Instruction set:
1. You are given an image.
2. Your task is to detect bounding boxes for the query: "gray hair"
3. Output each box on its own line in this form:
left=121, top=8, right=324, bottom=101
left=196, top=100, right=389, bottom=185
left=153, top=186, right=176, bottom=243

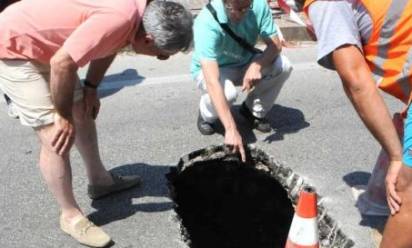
left=142, top=1, right=193, bottom=53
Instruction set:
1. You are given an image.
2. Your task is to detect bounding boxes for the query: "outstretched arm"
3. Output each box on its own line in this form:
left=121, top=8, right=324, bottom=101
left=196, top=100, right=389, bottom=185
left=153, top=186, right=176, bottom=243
left=201, top=60, right=246, bottom=161
left=332, top=44, right=403, bottom=214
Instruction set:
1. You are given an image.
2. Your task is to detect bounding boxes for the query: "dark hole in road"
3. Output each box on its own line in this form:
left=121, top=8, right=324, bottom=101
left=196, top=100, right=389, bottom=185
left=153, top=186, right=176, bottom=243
left=168, top=159, right=294, bottom=248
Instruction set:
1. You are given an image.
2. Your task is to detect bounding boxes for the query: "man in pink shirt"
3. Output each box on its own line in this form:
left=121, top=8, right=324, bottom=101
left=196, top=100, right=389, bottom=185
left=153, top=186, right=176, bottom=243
left=0, top=0, right=193, bottom=247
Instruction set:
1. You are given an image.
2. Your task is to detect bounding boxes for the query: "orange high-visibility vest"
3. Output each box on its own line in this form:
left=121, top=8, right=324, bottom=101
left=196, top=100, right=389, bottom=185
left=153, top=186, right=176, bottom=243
left=304, top=0, right=412, bottom=103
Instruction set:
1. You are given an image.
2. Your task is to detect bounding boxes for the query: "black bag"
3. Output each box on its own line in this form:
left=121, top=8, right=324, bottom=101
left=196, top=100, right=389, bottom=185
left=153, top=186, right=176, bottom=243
left=206, top=3, right=262, bottom=54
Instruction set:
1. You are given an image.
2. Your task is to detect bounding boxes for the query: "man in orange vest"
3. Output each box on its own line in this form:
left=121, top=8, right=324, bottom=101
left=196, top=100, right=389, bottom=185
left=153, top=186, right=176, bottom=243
left=303, top=0, right=412, bottom=247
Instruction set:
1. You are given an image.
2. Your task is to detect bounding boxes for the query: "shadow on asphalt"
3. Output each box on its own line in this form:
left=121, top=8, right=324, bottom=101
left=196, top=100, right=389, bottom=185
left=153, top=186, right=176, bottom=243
left=262, top=104, right=310, bottom=143
left=87, top=163, right=173, bottom=226
left=210, top=107, right=258, bottom=144
left=343, top=171, right=371, bottom=186
left=95, top=69, right=145, bottom=99
left=212, top=104, right=309, bottom=144
left=343, top=171, right=387, bottom=237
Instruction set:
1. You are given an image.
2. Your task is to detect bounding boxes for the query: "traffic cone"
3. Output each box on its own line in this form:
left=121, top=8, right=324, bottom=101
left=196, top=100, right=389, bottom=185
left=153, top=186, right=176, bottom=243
left=285, top=186, right=319, bottom=248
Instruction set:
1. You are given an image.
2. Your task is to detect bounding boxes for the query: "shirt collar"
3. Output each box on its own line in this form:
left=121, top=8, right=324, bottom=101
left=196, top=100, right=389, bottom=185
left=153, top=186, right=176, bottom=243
left=211, top=0, right=229, bottom=24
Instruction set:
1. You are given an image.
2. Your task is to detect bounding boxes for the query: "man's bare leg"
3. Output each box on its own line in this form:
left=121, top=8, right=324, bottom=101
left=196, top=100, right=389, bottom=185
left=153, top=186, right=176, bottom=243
left=36, top=124, right=83, bottom=222
left=380, top=165, right=412, bottom=248
left=72, top=100, right=113, bottom=186
left=36, top=117, right=111, bottom=247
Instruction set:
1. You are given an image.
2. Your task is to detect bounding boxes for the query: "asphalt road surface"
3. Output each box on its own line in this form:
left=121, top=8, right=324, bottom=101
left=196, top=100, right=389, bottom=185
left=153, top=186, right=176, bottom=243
left=0, top=45, right=401, bottom=247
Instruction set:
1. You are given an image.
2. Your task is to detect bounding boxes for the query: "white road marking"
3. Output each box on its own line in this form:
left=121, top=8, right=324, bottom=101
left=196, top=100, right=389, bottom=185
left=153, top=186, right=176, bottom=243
left=98, top=62, right=320, bottom=91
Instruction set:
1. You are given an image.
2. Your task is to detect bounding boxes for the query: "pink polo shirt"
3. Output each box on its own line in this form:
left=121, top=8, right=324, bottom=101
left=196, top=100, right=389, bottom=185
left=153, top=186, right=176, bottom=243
left=0, top=0, right=146, bottom=67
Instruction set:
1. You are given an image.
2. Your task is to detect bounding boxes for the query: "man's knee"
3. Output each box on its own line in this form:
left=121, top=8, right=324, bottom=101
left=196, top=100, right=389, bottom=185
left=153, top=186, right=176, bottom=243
left=72, top=100, right=88, bottom=124
left=35, top=123, right=71, bottom=157
left=269, top=55, right=293, bottom=78
left=223, top=79, right=238, bottom=103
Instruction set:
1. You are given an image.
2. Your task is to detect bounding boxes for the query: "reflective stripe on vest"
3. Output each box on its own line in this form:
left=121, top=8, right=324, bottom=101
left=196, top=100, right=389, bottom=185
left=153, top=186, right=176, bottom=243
left=304, top=0, right=412, bottom=103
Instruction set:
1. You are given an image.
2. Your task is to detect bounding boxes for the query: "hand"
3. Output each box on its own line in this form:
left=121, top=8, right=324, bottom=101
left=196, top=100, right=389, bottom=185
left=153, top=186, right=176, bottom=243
left=386, top=160, right=403, bottom=215
left=51, top=114, right=75, bottom=156
left=83, top=87, right=100, bottom=119
left=224, top=127, right=246, bottom=162
left=242, top=62, right=262, bottom=93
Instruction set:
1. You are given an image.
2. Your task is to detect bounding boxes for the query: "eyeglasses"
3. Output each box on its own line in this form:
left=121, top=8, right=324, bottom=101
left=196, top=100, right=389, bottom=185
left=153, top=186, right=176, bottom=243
left=225, top=1, right=253, bottom=14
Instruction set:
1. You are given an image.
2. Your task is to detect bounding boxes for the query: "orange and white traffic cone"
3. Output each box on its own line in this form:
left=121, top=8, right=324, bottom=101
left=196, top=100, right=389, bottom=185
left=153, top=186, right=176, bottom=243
left=285, top=186, right=319, bottom=248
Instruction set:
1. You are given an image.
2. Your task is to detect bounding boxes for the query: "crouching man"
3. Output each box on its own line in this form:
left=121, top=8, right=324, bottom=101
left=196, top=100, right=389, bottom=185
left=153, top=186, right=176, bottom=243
left=191, top=0, right=293, bottom=161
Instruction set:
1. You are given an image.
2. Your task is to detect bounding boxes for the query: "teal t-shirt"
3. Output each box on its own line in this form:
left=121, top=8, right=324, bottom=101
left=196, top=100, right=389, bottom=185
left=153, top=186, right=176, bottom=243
left=190, top=0, right=278, bottom=78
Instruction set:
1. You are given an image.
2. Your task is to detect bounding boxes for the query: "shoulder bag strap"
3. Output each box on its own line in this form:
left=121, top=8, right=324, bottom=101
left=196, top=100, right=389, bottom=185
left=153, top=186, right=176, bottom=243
left=206, top=3, right=262, bottom=54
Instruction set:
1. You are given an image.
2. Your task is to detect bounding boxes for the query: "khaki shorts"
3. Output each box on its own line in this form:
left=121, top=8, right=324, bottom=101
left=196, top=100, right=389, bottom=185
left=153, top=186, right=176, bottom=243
left=0, top=59, right=83, bottom=127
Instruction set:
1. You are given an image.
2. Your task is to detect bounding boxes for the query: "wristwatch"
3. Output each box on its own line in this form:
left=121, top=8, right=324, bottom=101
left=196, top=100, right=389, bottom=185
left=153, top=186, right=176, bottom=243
left=84, top=80, right=98, bottom=89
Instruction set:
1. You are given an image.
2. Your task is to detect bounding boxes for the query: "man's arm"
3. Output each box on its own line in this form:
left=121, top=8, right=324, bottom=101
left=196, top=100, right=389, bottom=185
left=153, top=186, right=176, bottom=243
left=242, top=35, right=281, bottom=92
left=255, top=35, right=282, bottom=67
left=50, top=48, right=79, bottom=119
left=332, top=44, right=403, bottom=213
left=49, top=48, right=79, bottom=155
left=85, top=54, right=117, bottom=87
left=332, top=45, right=402, bottom=162
left=82, top=55, right=117, bottom=119
left=201, top=60, right=246, bottom=161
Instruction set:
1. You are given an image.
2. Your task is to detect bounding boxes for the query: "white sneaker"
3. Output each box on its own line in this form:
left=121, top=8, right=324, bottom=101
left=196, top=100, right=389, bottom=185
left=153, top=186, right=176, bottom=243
left=4, top=94, right=19, bottom=119
left=7, top=101, right=19, bottom=119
